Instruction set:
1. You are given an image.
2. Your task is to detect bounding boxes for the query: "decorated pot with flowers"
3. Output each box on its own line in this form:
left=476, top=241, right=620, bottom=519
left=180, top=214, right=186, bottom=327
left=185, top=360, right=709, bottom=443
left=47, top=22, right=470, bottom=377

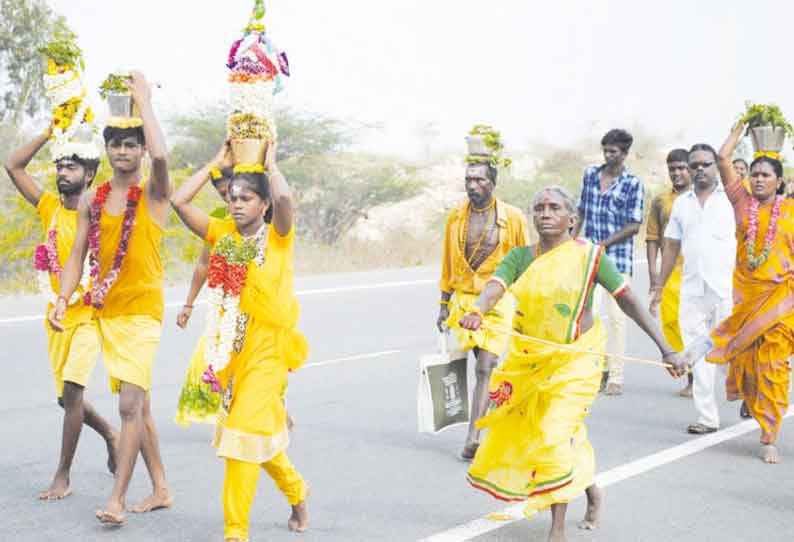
left=39, top=31, right=94, bottom=145
left=739, top=102, right=793, bottom=155
left=99, top=72, right=142, bottom=128
left=465, top=124, right=512, bottom=168
left=226, top=0, right=290, bottom=168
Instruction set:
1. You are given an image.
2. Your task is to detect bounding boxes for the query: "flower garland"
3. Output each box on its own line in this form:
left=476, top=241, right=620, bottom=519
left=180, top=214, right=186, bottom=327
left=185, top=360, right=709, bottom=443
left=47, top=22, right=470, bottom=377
left=746, top=195, right=783, bottom=271
left=33, top=214, right=90, bottom=306
left=202, top=225, right=268, bottom=391
left=83, top=182, right=142, bottom=308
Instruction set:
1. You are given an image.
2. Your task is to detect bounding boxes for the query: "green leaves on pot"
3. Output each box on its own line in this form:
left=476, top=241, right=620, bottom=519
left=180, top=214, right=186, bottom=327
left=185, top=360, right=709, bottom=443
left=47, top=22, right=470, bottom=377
left=38, top=29, right=84, bottom=71
left=739, top=102, right=794, bottom=137
left=99, top=74, right=130, bottom=99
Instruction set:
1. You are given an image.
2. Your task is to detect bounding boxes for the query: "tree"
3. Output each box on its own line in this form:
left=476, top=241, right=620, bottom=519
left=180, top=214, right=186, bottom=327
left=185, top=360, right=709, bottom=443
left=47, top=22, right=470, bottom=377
left=169, top=105, right=352, bottom=168
left=0, top=0, right=69, bottom=127
left=169, top=105, right=422, bottom=244
left=284, top=153, right=424, bottom=244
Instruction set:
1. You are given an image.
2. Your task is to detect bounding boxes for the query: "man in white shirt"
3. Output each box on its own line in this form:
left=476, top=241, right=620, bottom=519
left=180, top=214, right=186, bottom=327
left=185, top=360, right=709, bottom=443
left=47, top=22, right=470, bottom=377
left=652, top=143, right=736, bottom=434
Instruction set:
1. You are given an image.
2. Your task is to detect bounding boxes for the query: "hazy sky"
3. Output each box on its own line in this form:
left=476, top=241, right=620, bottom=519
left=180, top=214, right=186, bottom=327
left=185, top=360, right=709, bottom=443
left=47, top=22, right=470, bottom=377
left=48, top=0, right=794, bottom=157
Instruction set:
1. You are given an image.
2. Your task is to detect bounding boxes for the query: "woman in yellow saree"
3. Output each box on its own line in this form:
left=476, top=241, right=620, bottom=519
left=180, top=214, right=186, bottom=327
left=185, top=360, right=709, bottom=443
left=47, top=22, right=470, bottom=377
left=455, top=187, right=686, bottom=542
left=709, top=123, right=794, bottom=464
left=171, top=142, right=309, bottom=541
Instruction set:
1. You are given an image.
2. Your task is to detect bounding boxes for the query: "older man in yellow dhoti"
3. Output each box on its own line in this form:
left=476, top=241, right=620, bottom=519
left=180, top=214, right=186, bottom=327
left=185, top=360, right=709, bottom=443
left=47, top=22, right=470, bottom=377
left=438, top=156, right=528, bottom=460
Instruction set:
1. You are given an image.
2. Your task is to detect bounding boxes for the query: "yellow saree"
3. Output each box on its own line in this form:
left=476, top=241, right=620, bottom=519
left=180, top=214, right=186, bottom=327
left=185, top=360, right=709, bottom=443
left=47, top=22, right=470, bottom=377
left=707, top=185, right=794, bottom=444
left=467, top=239, right=606, bottom=518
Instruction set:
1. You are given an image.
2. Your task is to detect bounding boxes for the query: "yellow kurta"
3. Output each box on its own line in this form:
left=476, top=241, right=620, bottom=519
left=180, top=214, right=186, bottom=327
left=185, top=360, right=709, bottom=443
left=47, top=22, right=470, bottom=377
left=646, top=189, right=685, bottom=351
left=36, top=192, right=99, bottom=395
left=96, top=182, right=164, bottom=322
left=466, top=240, right=607, bottom=518
left=708, top=180, right=794, bottom=444
left=204, top=218, right=309, bottom=464
left=441, top=199, right=528, bottom=355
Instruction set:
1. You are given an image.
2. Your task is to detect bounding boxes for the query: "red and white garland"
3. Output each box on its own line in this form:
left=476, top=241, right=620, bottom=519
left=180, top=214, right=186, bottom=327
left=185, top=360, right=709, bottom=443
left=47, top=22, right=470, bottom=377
left=83, top=182, right=141, bottom=308
left=33, top=212, right=90, bottom=305
left=202, top=225, right=268, bottom=392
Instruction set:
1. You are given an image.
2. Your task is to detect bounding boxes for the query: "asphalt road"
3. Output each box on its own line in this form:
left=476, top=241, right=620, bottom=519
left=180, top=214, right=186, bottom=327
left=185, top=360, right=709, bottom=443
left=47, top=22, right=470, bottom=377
left=0, top=264, right=792, bottom=542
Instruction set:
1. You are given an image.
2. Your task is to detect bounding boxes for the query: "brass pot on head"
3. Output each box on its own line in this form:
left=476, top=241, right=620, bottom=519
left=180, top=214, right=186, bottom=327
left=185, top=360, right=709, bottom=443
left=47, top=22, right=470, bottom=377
left=749, top=125, right=786, bottom=154
left=231, top=138, right=268, bottom=165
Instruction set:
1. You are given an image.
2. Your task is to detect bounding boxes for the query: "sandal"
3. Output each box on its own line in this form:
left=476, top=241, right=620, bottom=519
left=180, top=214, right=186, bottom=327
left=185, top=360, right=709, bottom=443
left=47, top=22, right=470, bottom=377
left=739, top=402, right=751, bottom=419
left=461, top=443, right=479, bottom=462
left=687, top=423, right=718, bottom=435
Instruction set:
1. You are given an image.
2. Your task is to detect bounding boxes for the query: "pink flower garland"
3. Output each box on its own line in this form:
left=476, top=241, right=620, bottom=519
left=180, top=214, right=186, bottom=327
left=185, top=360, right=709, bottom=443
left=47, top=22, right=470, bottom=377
left=746, top=195, right=783, bottom=271
left=34, top=229, right=62, bottom=275
left=83, top=182, right=142, bottom=308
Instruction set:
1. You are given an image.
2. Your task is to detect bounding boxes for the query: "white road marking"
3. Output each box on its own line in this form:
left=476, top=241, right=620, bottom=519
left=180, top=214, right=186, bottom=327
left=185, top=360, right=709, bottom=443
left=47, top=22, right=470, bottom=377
left=0, top=278, right=436, bottom=326
left=305, top=349, right=401, bottom=368
left=418, top=408, right=793, bottom=542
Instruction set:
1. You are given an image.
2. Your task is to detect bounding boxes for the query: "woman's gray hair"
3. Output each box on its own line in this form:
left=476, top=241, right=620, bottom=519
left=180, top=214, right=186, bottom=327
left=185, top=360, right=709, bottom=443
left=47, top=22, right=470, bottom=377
left=531, top=185, right=577, bottom=213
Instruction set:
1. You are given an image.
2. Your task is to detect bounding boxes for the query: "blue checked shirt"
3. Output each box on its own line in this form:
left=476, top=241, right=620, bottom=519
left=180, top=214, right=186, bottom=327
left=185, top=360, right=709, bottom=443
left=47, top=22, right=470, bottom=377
left=577, top=165, right=644, bottom=275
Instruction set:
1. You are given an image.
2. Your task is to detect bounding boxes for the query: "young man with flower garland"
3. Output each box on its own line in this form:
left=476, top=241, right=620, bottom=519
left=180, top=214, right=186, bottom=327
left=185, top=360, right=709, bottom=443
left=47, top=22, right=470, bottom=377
left=705, top=123, right=794, bottom=464
left=438, top=160, right=529, bottom=461
left=652, top=144, right=736, bottom=436
left=171, top=142, right=310, bottom=539
left=4, top=129, right=119, bottom=501
left=49, top=71, right=173, bottom=524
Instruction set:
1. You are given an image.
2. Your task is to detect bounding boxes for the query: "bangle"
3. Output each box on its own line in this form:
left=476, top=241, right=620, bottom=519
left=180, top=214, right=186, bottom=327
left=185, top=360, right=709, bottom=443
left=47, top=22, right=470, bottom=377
left=183, top=304, right=193, bottom=309
left=439, top=300, right=449, bottom=306
left=57, top=295, right=68, bottom=305
left=469, top=308, right=484, bottom=319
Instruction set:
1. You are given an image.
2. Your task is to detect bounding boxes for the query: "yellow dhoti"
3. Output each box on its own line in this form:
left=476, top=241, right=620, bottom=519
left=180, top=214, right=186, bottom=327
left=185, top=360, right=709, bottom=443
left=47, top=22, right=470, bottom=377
left=96, top=315, right=162, bottom=393
left=45, top=319, right=101, bottom=396
left=660, top=262, right=684, bottom=352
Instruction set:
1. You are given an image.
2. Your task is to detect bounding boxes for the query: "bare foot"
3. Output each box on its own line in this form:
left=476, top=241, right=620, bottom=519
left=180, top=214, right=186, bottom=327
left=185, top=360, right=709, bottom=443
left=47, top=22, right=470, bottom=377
left=128, top=489, right=173, bottom=513
left=288, top=498, right=309, bottom=532
left=38, top=472, right=72, bottom=500
left=106, top=432, right=119, bottom=476
left=96, top=500, right=126, bottom=526
left=760, top=444, right=781, bottom=464
left=461, top=442, right=479, bottom=462
left=578, top=485, right=603, bottom=530
left=605, top=383, right=623, bottom=396
left=548, top=528, right=567, bottom=542
left=678, top=384, right=693, bottom=398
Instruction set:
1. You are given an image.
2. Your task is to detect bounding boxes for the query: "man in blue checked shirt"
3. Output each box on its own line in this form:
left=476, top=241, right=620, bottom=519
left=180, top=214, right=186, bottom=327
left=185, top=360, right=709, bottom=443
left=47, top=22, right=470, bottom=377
left=574, top=129, right=644, bottom=396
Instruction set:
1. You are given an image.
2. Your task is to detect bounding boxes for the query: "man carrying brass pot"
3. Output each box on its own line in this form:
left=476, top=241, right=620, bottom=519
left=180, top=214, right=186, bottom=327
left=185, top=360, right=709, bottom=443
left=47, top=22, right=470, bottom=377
left=437, top=159, right=528, bottom=461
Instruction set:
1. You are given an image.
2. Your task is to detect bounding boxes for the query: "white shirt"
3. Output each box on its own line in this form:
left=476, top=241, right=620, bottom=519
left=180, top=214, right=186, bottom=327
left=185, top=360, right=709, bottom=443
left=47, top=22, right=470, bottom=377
left=664, top=183, right=736, bottom=299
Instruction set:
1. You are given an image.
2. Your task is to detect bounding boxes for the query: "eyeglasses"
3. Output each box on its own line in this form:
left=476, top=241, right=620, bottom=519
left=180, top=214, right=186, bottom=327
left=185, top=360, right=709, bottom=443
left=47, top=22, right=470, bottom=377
left=688, top=161, right=715, bottom=170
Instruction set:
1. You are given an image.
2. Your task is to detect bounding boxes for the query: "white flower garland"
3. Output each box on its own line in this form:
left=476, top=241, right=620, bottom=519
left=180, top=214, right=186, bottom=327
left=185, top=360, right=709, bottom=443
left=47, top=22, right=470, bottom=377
left=45, top=74, right=85, bottom=107
left=51, top=97, right=90, bottom=143
left=230, top=80, right=275, bottom=119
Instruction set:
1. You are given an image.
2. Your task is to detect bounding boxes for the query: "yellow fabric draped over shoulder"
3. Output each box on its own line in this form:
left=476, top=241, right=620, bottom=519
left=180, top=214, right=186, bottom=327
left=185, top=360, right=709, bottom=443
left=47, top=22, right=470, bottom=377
left=36, top=192, right=93, bottom=328
left=467, top=239, right=605, bottom=518
left=707, top=188, right=794, bottom=443
left=205, top=219, right=309, bottom=464
left=96, top=182, right=165, bottom=321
